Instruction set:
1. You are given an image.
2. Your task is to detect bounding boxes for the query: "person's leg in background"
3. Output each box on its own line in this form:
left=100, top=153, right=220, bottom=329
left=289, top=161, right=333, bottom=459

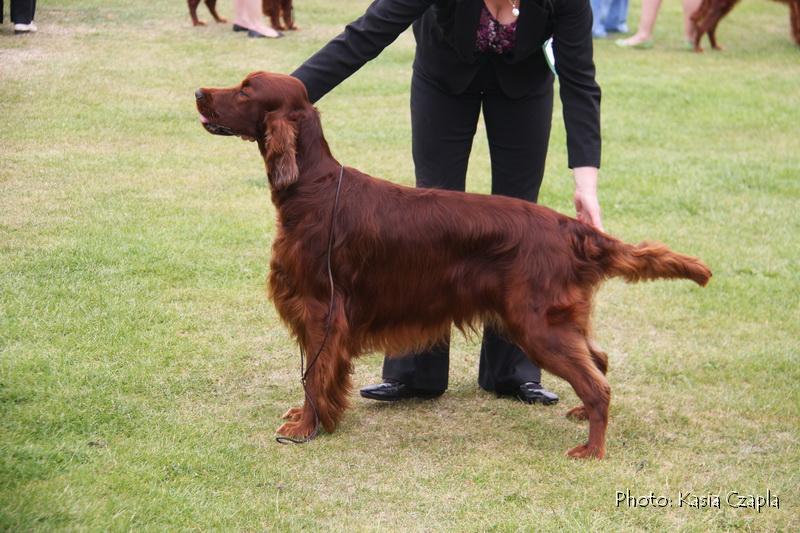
left=360, top=70, right=482, bottom=401
left=11, top=0, right=37, bottom=33
left=617, top=0, right=701, bottom=47
left=477, top=72, right=559, bottom=405
left=682, top=0, right=702, bottom=43
left=590, top=0, right=608, bottom=38
left=232, top=0, right=281, bottom=38
left=616, top=0, right=662, bottom=47
left=605, top=0, right=630, bottom=34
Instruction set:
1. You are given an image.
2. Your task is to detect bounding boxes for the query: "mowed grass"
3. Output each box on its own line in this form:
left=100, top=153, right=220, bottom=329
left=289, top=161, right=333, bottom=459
left=1, top=0, right=798, bottom=530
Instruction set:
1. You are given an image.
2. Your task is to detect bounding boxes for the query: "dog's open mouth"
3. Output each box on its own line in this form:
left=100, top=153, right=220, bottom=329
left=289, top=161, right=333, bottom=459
left=199, top=114, right=235, bottom=136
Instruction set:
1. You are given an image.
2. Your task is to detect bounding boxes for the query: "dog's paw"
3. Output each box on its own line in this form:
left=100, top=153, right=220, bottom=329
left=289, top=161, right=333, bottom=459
left=193, top=20, right=207, bottom=26
left=281, top=406, right=303, bottom=422
left=566, top=443, right=605, bottom=459
left=215, top=17, right=228, bottom=23
left=566, top=405, right=588, bottom=420
left=276, top=420, right=315, bottom=439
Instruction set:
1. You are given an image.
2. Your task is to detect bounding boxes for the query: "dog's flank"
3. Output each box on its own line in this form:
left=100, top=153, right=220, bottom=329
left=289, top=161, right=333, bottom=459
left=195, top=72, right=711, bottom=459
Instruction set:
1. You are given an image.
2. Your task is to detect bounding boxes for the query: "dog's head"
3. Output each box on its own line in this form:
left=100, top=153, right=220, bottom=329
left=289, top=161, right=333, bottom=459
left=195, top=72, right=311, bottom=190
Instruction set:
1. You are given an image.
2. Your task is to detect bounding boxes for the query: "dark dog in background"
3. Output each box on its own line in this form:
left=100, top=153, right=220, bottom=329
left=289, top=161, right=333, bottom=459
left=691, top=0, right=800, bottom=51
left=188, top=0, right=227, bottom=27
left=263, top=0, right=297, bottom=31
left=195, top=72, right=711, bottom=459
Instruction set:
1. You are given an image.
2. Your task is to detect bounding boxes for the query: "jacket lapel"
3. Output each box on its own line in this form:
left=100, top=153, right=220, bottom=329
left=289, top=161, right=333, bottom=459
left=453, top=0, right=483, bottom=60
left=514, top=0, right=552, bottom=57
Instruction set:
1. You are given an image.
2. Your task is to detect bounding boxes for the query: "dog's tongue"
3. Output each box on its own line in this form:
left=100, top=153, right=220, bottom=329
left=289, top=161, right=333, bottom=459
left=199, top=114, right=209, bottom=124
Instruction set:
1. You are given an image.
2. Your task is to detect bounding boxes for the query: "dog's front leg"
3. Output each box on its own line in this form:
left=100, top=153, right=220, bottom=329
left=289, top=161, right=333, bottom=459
left=276, top=299, right=352, bottom=439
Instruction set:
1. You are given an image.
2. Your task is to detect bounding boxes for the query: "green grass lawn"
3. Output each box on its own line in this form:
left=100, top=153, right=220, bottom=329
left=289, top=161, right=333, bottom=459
left=1, top=0, right=798, bottom=530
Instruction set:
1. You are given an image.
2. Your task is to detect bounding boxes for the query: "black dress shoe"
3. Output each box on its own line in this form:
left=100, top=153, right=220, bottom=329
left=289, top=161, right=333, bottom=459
left=232, top=23, right=248, bottom=32
left=360, top=381, right=444, bottom=402
left=515, top=382, right=559, bottom=405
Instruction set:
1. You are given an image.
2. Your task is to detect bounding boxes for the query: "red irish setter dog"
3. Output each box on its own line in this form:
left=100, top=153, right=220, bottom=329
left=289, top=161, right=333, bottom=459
left=188, top=0, right=226, bottom=27
left=262, top=0, right=297, bottom=31
left=691, top=0, right=800, bottom=51
left=195, top=72, right=711, bottom=459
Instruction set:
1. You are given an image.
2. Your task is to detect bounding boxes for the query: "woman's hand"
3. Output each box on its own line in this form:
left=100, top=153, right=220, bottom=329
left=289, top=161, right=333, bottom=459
left=573, top=166, right=604, bottom=231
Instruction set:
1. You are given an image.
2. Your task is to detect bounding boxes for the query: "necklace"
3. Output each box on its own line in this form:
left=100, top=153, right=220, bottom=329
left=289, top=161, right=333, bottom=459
left=507, top=0, right=520, bottom=17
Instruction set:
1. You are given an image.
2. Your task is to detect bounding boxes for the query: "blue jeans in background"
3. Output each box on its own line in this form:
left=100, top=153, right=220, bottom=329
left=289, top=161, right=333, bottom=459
left=591, top=0, right=629, bottom=38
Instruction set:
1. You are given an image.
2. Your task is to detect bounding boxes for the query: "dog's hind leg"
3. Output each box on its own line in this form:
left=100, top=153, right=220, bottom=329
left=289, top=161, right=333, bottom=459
left=277, top=297, right=353, bottom=439
left=204, top=0, right=227, bottom=23
left=566, top=339, right=608, bottom=421
left=691, top=1, right=711, bottom=51
left=507, top=314, right=610, bottom=459
left=706, top=1, right=739, bottom=50
left=790, top=0, right=800, bottom=45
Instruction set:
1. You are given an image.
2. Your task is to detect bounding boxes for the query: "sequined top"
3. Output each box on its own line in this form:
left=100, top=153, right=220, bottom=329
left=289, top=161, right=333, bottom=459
left=475, top=4, right=518, bottom=54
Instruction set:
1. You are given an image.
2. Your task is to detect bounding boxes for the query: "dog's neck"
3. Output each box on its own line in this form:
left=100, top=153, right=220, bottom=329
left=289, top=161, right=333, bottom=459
left=293, top=107, right=339, bottom=178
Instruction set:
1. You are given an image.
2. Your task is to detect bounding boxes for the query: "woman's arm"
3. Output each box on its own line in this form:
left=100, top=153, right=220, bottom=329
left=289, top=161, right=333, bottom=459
left=291, top=0, right=434, bottom=103
left=551, top=0, right=601, bottom=169
left=552, top=0, right=603, bottom=228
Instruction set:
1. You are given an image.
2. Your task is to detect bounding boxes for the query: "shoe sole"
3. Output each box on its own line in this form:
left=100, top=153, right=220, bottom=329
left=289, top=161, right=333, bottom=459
left=359, top=390, right=444, bottom=401
left=513, top=393, right=560, bottom=405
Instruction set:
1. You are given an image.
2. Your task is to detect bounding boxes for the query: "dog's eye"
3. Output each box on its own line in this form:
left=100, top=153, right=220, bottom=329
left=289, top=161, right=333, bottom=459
left=239, top=89, right=248, bottom=98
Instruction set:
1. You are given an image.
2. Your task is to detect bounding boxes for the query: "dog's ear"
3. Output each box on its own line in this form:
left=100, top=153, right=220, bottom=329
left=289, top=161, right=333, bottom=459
left=264, top=111, right=299, bottom=190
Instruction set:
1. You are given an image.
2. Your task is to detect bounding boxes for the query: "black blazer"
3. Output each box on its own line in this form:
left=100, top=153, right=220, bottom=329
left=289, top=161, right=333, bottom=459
left=291, top=0, right=600, bottom=168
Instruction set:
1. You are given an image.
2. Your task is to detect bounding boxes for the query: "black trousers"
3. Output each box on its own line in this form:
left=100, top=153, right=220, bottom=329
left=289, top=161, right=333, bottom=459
left=8, top=0, right=36, bottom=24
left=382, top=60, right=554, bottom=393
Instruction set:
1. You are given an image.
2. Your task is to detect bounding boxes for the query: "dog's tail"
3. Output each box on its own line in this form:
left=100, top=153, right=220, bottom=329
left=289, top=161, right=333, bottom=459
left=606, top=240, right=712, bottom=286
left=568, top=220, right=712, bottom=287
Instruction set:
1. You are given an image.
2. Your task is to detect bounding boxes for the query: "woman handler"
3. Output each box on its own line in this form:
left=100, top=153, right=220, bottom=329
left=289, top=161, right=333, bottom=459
left=291, top=0, right=603, bottom=405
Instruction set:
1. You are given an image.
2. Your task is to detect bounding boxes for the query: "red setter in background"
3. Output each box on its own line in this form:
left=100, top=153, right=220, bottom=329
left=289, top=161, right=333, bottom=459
left=188, top=0, right=226, bottom=26
left=263, top=0, right=297, bottom=31
left=195, top=72, right=711, bottom=459
left=691, top=0, right=800, bottom=51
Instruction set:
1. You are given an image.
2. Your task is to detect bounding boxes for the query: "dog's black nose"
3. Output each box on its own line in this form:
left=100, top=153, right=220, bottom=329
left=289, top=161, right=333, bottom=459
left=195, top=89, right=205, bottom=100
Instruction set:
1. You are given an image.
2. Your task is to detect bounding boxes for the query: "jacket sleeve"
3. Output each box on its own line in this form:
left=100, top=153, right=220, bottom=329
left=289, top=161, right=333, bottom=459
left=291, top=0, right=434, bottom=103
left=552, top=0, right=601, bottom=169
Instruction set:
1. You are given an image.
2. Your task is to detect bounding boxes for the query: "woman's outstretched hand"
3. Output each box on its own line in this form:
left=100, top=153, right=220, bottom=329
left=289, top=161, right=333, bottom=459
left=573, top=166, right=604, bottom=231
